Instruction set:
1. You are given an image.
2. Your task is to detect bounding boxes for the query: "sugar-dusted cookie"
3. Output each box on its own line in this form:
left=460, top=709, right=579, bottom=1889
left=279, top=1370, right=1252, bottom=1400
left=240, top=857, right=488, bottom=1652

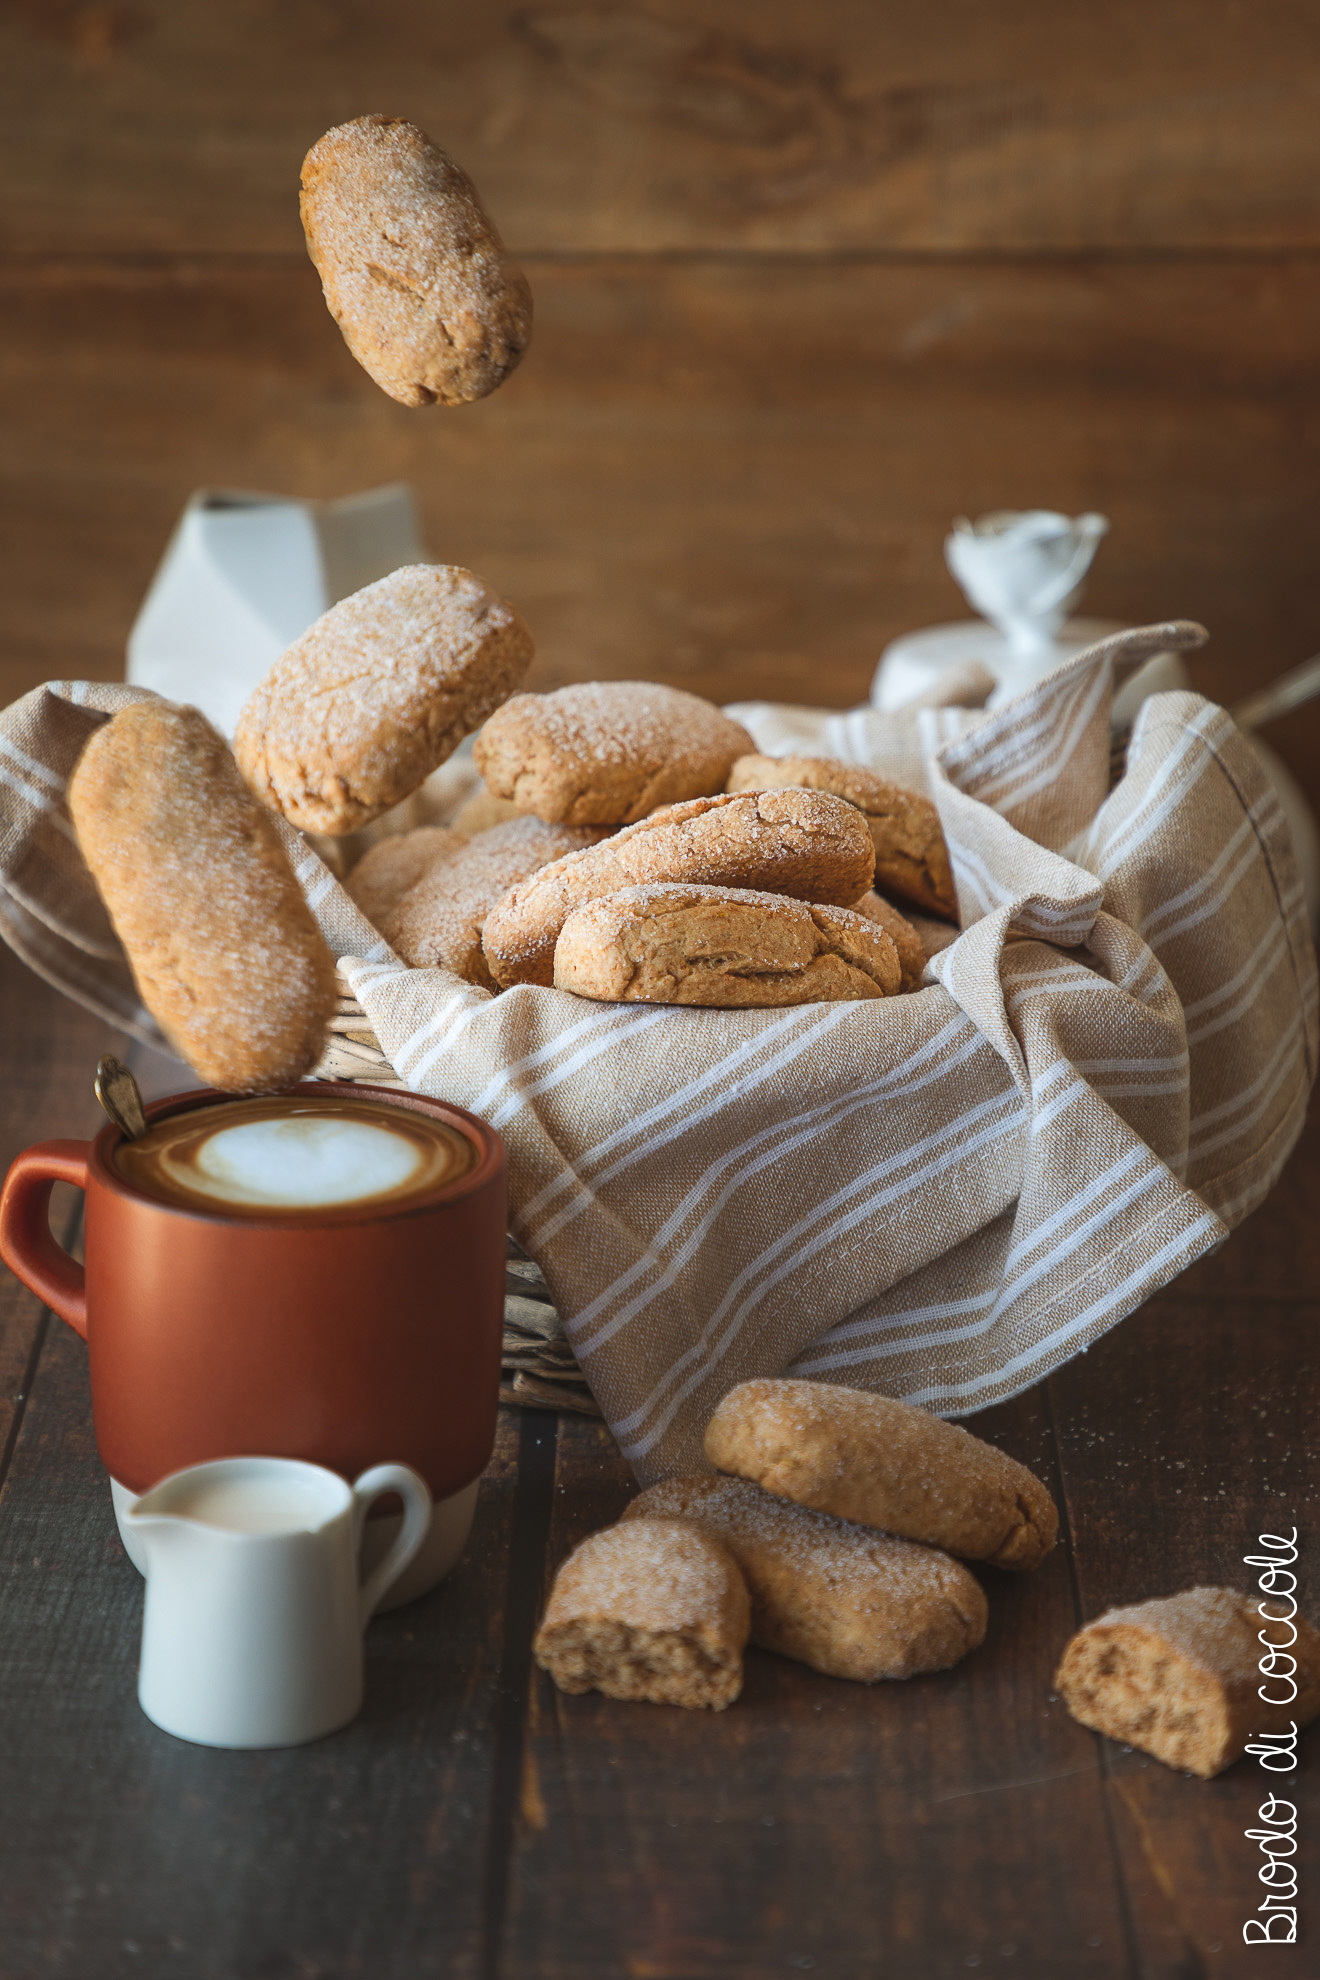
left=382, top=815, right=606, bottom=986
left=301, top=115, right=532, bottom=408
left=475, top=682, right=754, bottom=826
left=483, top=789, right=876, bottom=989
left=626, top=1475, right=987, bottom=1683
left=705, top=1379, right=1058, bottom=1572
left=849, top=891, right=925, bottom=991
left=554, top=884, right=900, bottom=1007
left=533, top=1518, right=750, bottom=1710
left=344, top=825, right=468, bottom=928
left=727, top=754, right=955, bottom=919
left=68, top=702, right=337, bottom=1094
left=1056, top=1587, right=1320, bottom=1777
left=235, top=565, right=534, bottom=837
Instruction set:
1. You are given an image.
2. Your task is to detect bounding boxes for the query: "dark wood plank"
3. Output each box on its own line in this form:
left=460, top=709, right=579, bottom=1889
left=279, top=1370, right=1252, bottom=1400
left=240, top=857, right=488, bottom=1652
left=2, top=254, right=1319, bottom=795
left=2, top=2, right=1320, bottom=253
left=0, top=944, right=122, bottom=1483
left=497, top=1398, right=1146, bottom=1980
left=0, top=1307, right=527, bottom=1980
left=1048, top=1277, right=1320, bottom=1980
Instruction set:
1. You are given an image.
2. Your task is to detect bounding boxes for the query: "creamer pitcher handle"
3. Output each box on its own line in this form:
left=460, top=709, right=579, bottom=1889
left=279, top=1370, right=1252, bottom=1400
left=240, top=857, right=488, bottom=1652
left=351, top=1464, right=433, bottom=1624
left=0, top=1141, right=90, bottom=1338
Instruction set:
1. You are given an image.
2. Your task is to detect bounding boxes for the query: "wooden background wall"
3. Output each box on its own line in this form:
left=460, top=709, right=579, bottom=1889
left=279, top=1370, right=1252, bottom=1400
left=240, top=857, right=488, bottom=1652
left=2, top=0, right=1319, bottom=788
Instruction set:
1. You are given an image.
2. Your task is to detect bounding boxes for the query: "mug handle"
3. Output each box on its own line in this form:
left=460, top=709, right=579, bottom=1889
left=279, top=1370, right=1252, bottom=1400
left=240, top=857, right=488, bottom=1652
left=351, top=1463, right=433, bottom=1625
left=0, top=1141, right=91, bottom=1339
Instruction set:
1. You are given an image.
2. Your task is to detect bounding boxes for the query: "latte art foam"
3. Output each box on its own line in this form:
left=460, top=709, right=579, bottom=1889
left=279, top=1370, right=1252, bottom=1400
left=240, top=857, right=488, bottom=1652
left=116, top=1094, right=476, bottom=1215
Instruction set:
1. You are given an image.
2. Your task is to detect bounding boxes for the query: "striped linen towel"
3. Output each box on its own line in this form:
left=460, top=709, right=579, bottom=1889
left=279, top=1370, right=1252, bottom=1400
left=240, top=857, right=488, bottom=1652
left=0, top=622, right=1313, bottom=1480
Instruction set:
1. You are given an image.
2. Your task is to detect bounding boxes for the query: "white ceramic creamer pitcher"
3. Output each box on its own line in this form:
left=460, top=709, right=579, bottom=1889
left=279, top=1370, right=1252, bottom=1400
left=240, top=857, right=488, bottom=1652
left=126, top=1456, right=432, bottom=1749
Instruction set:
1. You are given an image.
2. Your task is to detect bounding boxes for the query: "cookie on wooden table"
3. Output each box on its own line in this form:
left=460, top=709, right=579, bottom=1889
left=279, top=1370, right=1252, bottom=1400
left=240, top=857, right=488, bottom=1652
left=382, top=815, right=606, bottom=986
left=68, top=702, right=337, bottom=1093
left=705, top=1378, right=1058, bottom=1572
left=236, top=565, right=534, bottom=837
left=626, top=1475, right=987, bottom=1683
left=483, top=789, right=876, bottom=989
left=301, top=115, right=532, bottom=408
left=1055, top=1587, right=1320, bottom=1777
left=533, top=1518, right=750, bottom=1711
left=554, top=884, right=901, bottom=1007
left=344, top=825, right=467, bottom=927
left=727, top=753, right=956, bottom=919
left=475, top=682, right=754, bottom=826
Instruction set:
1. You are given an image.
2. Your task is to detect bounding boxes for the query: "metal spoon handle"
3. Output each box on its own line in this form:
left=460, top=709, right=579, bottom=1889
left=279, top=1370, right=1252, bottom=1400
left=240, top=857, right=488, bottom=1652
left=95, top=1056, right=147, bottom=1141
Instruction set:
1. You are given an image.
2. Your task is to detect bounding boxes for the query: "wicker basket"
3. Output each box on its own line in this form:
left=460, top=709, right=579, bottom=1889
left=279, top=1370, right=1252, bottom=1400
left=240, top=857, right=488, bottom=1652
left=315, top=972, right=598, bottom=1417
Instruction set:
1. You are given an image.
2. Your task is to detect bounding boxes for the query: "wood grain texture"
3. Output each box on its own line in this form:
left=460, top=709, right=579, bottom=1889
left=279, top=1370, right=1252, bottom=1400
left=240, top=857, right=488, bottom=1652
left=0, top=943, right=119, bottom=1488
left=0, top=1327, right=526, bottom=1980
left=2, top=253, right=1318, bottom=793
left=499, top=1401, right=1142, bottom=1980
left=1046, top=1277, right=1320, bottom=1980
left=2, top=1, right=1320, bottom=254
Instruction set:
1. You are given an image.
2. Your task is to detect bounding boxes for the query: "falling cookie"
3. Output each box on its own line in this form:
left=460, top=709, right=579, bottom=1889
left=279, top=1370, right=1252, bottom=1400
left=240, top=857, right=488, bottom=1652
left=301, top=114, right=532, bottom=408
left=235, top=565, right=534, bottom=837
left=68, top=702, right=337, bottom=1093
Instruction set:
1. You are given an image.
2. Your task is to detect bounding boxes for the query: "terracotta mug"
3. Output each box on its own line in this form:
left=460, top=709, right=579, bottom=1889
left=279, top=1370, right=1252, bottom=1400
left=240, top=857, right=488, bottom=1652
left=0, top=1081, right=507, bottom=1605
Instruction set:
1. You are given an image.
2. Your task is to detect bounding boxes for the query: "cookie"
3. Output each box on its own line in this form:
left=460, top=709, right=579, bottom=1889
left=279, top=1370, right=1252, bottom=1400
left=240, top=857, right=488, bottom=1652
left=727, top=754, right=955, bottom=918
left=68, top=702, right=337, bottom=1094
left=1055, top=1587, right=1320, bottom=1777
left=300, top=115, right=532, bottom=408
left=482, top=789, right=876, bottom=989
left=235, top=565, right=534, bottom=837
left=849, top=891, right=925, bottom=991
left=533, top=1518, right=750, bottom=1711
left=474, top=682, right=754, bottom=826
left=382, top=815, right=606, bottom=986
left=344, top=825, right=468, bottom=928
left=705, top=1379, right=1058, bottom=1572
left=626, top=1476, right=987, bottom=1683
left=554, top=885, right=901, bottom=1007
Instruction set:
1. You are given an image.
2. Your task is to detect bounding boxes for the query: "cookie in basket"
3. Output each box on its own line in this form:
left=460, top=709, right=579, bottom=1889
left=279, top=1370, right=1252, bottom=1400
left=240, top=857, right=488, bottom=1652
left=474, top=682, right=754, bottom=826
left=626, top=1475, right=987, bottom=1682
left=534, top=1518, right=750, bottom=1710
left=482, top=788, right=876, bottom=988
left=236, top=565, right=534, bottom=836
left=554, top=884, right=901, bottom=1007
left=382, top=815, right=607, bottom=987
left=68, top=701, right=337, bottom=1093
left=727, top=754, right=955, bottom=919
left=344, top=825, right=468, bottom=926
left=705, top=1379, right=1058, bottom=1571
left=1055, top=1587, right=1320, bottom=1776
left=848, top=891, right=926, bottom=991
left=301, top=114, right=532, bottom=408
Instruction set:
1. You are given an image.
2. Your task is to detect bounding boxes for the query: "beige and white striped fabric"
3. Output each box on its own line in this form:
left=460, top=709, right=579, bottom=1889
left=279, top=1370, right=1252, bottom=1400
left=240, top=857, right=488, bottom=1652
left=0, top=621, right=1313, bottom=1481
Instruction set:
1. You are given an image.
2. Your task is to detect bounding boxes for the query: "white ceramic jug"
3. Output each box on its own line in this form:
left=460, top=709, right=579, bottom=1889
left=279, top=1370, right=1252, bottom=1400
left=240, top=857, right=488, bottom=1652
left=126, top=1456, right=432, bottom=1749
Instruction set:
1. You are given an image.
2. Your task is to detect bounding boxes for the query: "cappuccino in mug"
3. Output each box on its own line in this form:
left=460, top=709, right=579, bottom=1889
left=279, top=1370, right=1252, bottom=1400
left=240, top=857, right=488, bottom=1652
left=116, top=1093, right=476, bottom=1215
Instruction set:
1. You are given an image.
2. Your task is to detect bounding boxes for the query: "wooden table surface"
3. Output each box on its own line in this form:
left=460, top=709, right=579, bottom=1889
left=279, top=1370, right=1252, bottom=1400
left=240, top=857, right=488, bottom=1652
left=0, top=943, right=1315, bottom=1980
